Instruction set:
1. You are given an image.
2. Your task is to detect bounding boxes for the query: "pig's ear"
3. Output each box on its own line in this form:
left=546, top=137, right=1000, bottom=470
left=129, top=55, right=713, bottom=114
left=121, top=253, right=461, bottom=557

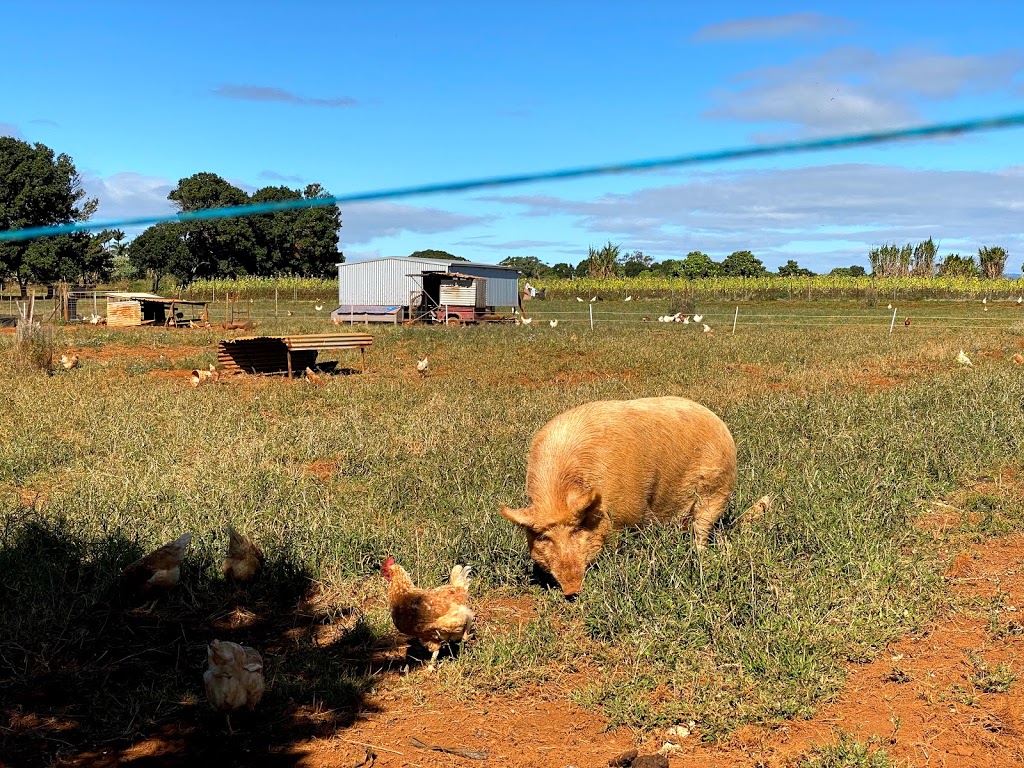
left=567, top=487, right=603, bottom=524
left=500, top=505, right=533, bottom=528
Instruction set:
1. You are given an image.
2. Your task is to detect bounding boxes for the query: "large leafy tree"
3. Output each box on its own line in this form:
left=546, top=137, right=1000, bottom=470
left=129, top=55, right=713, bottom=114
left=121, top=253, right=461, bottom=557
left=618, top=250, right=653, bottom=278
left=0, top=137, right=97, bottom=295
left=777, top=259, right=815, bottom=277
left=721, top=250, right=767, bottom=277
left=678, top=251, right=722, bottom=279
left=292, top=184, right=342, bottom=276
left=129, top=222, right=191, bottom=291
left=499, top=256, right=552, bottom=278
left=169, top=173, right=257, bottom=281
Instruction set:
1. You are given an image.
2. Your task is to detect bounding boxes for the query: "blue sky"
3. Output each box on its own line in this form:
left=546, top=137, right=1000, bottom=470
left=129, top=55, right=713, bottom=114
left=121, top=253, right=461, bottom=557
left=2, top=1, right=1023, bottom=272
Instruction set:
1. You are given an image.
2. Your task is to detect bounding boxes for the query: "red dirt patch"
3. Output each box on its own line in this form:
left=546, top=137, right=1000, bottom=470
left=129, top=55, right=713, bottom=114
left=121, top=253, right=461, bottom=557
left=302, top=459, right=339, bottom=482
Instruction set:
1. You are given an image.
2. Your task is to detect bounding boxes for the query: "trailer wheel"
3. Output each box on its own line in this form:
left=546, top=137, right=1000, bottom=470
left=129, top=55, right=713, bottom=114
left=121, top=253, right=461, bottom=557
left=445, top=314, right=462, bottom=325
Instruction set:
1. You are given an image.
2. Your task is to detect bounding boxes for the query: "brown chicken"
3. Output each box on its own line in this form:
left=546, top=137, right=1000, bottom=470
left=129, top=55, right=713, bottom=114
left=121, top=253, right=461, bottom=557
left=59, top=353, right=79, bottom=370
left=304, top=366, right=325, bottom=386
left=221, top=526, right=264, bottom=583
left=203, top=640, right=265, bottom=735
left=120, top=533, right=192, bottom=610
left=381, top=558, right=473, bottom=670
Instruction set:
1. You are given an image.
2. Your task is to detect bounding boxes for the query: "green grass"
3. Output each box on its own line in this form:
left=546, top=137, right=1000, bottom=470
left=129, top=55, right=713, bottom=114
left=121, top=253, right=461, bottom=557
left=1, top=301, right=1023, bottom=760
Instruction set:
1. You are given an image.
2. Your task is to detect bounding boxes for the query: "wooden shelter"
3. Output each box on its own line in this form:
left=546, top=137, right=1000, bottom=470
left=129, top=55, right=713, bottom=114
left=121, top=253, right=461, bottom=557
left=217, top=333, right=373, bottom=376
left=105, top=292, right=209, bottom=328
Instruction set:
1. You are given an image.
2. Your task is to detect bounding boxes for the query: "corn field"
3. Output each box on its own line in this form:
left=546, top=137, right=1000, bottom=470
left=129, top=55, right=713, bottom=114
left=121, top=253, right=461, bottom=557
left=170, top=274, right=1024, bottom=304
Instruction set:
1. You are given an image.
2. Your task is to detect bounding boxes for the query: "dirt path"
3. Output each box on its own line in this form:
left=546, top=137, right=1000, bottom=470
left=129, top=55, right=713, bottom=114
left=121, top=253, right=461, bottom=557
left=55, top=534, right=1024, bottom=768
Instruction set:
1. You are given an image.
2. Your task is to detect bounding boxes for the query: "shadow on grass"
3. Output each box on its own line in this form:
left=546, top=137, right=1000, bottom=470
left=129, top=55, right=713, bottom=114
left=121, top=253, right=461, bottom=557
left=0, top=511, right=389, bottom=767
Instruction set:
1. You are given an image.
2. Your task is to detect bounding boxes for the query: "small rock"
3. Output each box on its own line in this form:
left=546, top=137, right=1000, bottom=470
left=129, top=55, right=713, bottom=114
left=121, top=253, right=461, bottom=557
left=657, top=741, right=683, bottom=756
left=608, top=750, right=637, bottom=767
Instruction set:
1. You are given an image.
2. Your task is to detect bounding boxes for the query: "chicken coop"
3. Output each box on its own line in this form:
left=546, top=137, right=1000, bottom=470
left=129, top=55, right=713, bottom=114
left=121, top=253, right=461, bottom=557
left=105, top=292, right=209, bottom=328
left=332, top=256, right=520, bottom=325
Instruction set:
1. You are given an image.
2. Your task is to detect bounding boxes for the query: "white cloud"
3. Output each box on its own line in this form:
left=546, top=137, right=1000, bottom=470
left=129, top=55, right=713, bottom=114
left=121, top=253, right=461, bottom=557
left=489, top=163, right=1024, bottom=270
left=340, top=201, right=490, bottom=245
left=693, top=12, right=850, bottom=42
left=707, top=46, right=1024, bottom=135
left=81, top=171, right=176, bottom=232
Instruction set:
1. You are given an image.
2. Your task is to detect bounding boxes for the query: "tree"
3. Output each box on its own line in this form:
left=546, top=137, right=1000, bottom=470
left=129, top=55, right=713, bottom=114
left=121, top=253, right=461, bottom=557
left=869, top=242, right=915, bottom=277
left=410, top=249, right=466, bottom=261
left=169, top=173, right=258, bottom=281
left=499, top=256, right=552, bottom=279
left=777, top=259, right=815, bottom=277
left=551, top=262, right=575, bottom=279
left=129, top=222, right=190, bottom=292
left=911, top=238, right=937, bottom=277
left=0, top=137, right=97, bottom=296
left=618, top=250, right=654, bottom=278
left=586, top=242, right=620, bottom=278
left=721, top=250, right=767, bottom=277
left=250, top=184, right=342, bottom=277
left=978, top=246, right=1008, bottom=279
left=677, top=251, right=721, bottom=279
left=937, top=253, right=979, bottom=278
left=829, top=265, right=867, bottom=277
left=650, top=259, right=685, bottom=278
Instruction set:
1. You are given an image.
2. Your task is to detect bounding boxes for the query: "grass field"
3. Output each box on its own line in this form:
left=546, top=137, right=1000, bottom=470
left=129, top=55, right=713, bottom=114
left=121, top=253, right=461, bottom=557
left=1, top=297, right=1022, bottom=764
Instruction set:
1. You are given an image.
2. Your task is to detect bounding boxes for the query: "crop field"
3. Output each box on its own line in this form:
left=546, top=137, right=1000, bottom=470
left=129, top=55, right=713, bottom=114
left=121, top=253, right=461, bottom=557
left=1, top=296, right=1023, bottom=767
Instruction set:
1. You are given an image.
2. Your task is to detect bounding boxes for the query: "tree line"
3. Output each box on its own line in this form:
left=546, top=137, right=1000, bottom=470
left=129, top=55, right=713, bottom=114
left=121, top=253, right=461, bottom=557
left=0, top=137, right=342, bottom=296
left=497, top=239, right=1015, bottom=280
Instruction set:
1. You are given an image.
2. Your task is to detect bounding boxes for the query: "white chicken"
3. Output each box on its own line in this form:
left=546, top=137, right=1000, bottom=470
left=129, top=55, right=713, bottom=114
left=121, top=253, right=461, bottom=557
left=576, top=297, right=584, bottom=302
left=692, top=314, right=703, bottom=323
left=702, top=323, right=712, bottom=334
left=314, top=303, right=324, bottom=311
left=624, top=295, right=632, bottom=302
left=59, top=354, right=79, bottom=371
left=417, top=356, right=429, bottom=378
left=549, top=319, right=558, bottom=328
left=203, top=640, right=265, bottom=735
left=521, top=316, right=533, bottom=325
left=956, top=350, right=972, bottom=367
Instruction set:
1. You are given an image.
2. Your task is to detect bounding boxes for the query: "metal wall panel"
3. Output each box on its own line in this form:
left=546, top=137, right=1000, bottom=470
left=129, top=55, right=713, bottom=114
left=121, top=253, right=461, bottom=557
left=455, top=264, right=521, bottom=307
left=337, top=258, right=449, bottom=306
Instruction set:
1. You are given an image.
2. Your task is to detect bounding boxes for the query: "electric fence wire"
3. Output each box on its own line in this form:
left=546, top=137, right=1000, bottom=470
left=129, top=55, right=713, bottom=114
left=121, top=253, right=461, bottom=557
left=2, top=111, right=1024, bottom=243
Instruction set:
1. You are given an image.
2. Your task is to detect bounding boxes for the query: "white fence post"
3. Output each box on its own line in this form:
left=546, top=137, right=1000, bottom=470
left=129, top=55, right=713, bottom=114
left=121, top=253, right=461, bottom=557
left=732, top=306, right=739, bottom=334
left=889, top=307, right=897, bottom=336
left=589, top=303, right=594, bottom=330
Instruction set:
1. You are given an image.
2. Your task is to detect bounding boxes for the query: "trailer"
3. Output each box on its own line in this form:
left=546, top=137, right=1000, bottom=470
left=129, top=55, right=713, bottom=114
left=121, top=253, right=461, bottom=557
left=333, top=257, right=520, bottom=324
left=407, top=271, right=517, bottom=324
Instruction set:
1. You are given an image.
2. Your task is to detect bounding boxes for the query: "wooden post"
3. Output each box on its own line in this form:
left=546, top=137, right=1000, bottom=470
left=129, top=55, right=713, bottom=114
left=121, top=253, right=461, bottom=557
left=286, top=348, right=293, bottom=378
left=889, top=307, right=897, bottom=336
left=275, top=285, right=279, bottom=318
left=732, top=306, right=738, bottom=335
left=589, top=303, right=594, bottom=330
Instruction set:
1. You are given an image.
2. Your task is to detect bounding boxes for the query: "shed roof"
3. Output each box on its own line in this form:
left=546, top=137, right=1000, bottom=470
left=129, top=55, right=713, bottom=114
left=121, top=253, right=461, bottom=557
left=106, top=292, right=208, bottom=306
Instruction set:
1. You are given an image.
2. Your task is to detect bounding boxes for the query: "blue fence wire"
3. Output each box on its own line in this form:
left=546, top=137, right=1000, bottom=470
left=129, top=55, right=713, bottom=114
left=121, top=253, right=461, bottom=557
left=2, top=111, right=1024, bottom=243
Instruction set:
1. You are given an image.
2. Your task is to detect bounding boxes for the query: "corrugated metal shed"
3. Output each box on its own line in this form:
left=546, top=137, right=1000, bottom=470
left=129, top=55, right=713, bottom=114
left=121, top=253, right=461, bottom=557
left=337, top=257, right=449, bottom=307
left=336, top=257, right=520, bottom=309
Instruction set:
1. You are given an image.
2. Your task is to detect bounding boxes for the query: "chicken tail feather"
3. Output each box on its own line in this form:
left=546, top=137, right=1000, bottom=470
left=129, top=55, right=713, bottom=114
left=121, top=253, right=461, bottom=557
left=449, top=564, right=472, bottom=588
